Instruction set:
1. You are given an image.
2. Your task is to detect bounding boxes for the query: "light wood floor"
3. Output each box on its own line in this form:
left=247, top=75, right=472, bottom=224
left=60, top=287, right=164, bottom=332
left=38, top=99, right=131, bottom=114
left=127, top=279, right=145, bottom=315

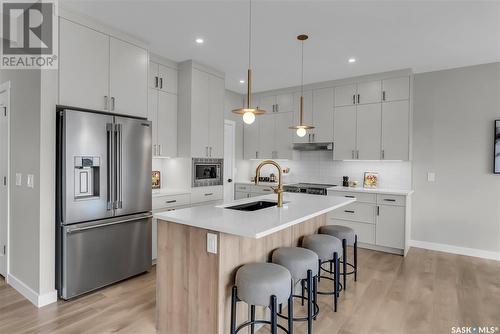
left=0, top=247, right=498, bottom=334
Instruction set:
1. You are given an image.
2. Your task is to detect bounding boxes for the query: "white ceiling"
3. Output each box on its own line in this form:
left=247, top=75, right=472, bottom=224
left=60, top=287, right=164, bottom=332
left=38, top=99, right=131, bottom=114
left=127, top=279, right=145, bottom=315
left=61, top=0, right=500, bottom=93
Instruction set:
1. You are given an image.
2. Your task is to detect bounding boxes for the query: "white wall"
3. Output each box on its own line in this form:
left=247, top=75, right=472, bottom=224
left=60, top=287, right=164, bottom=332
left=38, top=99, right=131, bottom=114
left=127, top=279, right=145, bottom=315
left=412, top=62, right=500, bottom=254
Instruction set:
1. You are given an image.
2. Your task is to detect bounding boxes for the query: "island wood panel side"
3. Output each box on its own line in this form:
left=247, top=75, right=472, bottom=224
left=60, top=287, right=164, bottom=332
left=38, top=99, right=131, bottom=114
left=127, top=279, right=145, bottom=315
left=157, top=220, right=219, bottom=334
left=218, top=214, right=326, bottom=334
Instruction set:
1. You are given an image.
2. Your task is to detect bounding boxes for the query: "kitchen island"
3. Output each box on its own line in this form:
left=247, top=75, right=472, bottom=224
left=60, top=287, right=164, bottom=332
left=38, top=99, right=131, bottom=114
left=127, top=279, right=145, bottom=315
left=154, top=193, right=355, bottom=334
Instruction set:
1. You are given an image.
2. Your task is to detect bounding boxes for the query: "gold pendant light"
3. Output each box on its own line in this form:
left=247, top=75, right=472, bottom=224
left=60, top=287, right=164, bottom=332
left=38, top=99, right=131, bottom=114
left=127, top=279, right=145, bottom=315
left=289, top=34, right=314, bottom=137
left=232, top=0, right=266, bottom=124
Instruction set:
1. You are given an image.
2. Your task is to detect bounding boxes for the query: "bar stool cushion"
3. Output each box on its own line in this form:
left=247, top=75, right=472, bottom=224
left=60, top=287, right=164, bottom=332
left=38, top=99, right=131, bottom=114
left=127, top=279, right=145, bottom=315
left=235, top=263, right=291, bottom=306
left=320, top=225, right=356, bottom=246
left=272, top=247, right=319, bottom=280
left=302, top=234, right=343, bottom=261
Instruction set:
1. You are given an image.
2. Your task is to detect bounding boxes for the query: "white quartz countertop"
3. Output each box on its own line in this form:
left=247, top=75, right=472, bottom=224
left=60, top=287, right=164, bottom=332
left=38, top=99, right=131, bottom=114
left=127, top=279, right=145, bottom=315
left=155, top=193, right=355, bottom=239
left=327, top=186, right=414, bottom=196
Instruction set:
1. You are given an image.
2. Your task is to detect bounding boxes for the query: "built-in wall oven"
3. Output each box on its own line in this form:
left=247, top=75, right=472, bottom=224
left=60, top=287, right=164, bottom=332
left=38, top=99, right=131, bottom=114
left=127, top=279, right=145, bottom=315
left=192, top=158, right=223, bottom=187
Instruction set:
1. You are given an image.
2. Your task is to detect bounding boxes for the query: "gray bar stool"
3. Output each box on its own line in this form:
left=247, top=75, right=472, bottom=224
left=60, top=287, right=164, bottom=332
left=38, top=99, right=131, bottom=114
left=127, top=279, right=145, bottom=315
left=231, top=263, right=292, bottom=334
left=319, top=225, right=358, bottom=291
left=302, top=234, right=343, bottom=312
left=272, top=247, right=319, bottom=334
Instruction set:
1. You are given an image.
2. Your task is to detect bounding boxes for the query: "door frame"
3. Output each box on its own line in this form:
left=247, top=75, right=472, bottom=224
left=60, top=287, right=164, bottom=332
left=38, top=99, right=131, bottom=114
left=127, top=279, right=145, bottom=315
left=0, top=81, right=11, bottom=278
left=223, top=120, right=236, bottom=202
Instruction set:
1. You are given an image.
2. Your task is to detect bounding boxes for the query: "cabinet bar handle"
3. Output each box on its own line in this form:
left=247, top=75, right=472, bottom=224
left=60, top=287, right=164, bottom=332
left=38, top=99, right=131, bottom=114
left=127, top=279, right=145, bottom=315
left=204, top=193, right=213, bottom=196
left=357, top=94, right=360, bottom=104
left=159, top=144, right=162, bottom=156
left=206, top=146, right=209, bottom=157
left=377, top=206, right=380, bottom=215
left=104, top=95, right=109, bottom=110
left=352, top=94, right=356, bottom=105
left=160, top=77, right=163, bottom=89
left=111, top=97, right=115, bottom=111
left=356, top=150, right=359, bottom=159
left=344, top=210, right=355, bottom=214
left=383, top=199, right=396, bottom=202
left=155, top=76, right=159, bottom=88
left=381, top=149, right=385, bottom=160
left=276, top=104, right=279, bottom=112
left=166, top=200, right=177, bottom=203
left=352, top=150, right=355, bottom=159
left=209, top=146, right=212, bottom=157
left=345, top=195, right=355, bottom=198
left=382, top=91, right=386, bottom=101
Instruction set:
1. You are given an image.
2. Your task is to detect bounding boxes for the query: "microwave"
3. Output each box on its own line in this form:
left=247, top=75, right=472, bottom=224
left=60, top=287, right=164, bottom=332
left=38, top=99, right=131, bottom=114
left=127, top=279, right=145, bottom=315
left=192, top=158, right=223, bottom=187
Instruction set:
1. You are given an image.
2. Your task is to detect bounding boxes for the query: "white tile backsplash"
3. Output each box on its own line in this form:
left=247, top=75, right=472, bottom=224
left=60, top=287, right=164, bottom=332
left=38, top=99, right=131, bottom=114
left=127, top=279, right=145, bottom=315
left=237, top=152, right=412, bottom=190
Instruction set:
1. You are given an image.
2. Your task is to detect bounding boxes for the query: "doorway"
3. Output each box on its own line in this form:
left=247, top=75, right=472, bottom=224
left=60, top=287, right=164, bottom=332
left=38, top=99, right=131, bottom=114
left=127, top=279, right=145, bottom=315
left=0, top=82, right=10, bottom=278
left=223, top=120, right=235, bottom=202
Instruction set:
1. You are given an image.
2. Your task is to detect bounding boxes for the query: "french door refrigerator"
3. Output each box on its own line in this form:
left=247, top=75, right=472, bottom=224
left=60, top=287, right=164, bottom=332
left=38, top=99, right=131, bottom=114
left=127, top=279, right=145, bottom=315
left=56, top=108, right=152, bottom=300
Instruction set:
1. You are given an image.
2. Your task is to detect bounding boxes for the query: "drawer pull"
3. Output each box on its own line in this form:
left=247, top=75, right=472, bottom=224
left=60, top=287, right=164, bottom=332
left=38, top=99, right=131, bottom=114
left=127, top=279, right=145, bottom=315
left=204, top=193, right=213, bottom=196
left=165, top=200, right=177, bottom=204
left=262, top=189, right=271, bottom=192
left=383, top=199, right=396, bottom=202
left=344, top=210, right=355, bottom=214
left=345, top=195, right=355, bottom=198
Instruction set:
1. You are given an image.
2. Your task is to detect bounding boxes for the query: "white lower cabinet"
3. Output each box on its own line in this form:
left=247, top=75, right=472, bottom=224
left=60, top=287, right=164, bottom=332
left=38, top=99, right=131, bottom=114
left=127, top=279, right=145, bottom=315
left=327, top=190, right=409, bottom=254
left=234, top=183, right=275, bottom=200
left=191, top=186, right=223, bottom=203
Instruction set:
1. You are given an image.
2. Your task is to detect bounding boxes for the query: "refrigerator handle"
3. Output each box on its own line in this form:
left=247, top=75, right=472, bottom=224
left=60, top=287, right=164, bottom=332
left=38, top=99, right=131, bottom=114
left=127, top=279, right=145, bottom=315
left=115, top=123, right=123, bottom=209
left=106, top=123, right=113, bottom=210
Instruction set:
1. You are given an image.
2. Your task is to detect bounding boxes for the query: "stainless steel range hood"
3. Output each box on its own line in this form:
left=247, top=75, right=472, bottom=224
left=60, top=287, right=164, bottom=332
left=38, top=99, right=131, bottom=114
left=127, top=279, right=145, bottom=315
left=292, top=142, right=334, bottom=151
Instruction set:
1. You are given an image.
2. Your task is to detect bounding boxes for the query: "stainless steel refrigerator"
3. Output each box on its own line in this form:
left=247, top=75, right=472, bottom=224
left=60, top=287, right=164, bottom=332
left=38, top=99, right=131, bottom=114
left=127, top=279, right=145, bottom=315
left=56, top=108, right=152, bottom=300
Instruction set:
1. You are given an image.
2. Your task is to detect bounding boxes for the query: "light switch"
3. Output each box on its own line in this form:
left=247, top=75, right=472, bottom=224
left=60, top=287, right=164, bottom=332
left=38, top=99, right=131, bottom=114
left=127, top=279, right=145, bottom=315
left=15, top=173, right=22, bottom=186
left=427, top=172, right=435, bottom=182
left=27, top=174, right=34, bottom=188
left=207, top=233, right=218, bottom=254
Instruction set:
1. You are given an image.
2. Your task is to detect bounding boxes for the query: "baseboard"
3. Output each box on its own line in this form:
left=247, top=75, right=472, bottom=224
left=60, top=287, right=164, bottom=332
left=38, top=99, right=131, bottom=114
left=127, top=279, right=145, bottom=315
left=409, top=240, right=500, bottom=261
left=7, top=274, right=58, bottom=307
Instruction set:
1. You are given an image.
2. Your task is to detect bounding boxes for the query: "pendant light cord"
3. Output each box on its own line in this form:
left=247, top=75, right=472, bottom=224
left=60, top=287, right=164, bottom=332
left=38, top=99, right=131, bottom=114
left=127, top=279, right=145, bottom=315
left=301, top=38, right=304, bottom=97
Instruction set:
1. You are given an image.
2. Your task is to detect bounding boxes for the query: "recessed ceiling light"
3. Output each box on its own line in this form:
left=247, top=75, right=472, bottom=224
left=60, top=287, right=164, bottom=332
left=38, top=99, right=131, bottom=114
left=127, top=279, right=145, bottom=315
left=195, top=38, right=204, bottom=44
left=348, top=57, right=356, bottom=63
left=239, top=80, right=245, bottom=84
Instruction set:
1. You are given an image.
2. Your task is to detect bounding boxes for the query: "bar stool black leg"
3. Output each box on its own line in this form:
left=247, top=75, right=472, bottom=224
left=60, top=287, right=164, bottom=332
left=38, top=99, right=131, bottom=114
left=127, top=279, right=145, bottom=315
left=250, top=305, right=255, bottom=334
left=354, top=235, right=358, bottom=282
left=301, top=280, right=305, bottom=306
left=317, top=259, right=321, bottom=282
left=306, top=270, right=313, bottom=334
left=230, top=286, right=237, bottom=334
left=342, top=238, right=347, bottom=292
left=333, top=251, right=339, bottom=312
left=288, top=280, right=294, bottom=334
left=270, top=295, right=278, bottom=334
left=313, top=274, right=318, bottom=321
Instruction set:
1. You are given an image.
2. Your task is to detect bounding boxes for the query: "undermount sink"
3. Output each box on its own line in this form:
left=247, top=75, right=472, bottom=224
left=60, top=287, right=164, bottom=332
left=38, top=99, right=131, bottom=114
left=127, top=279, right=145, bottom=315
left=225, top=201, right=278, bottom=211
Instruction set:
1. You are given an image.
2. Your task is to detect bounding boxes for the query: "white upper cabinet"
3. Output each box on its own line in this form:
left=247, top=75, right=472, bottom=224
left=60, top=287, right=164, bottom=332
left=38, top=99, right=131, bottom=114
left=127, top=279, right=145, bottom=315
left=275, top=93, right=294, bottom=113
left=256, top=93, right=294, bottom=113
left=274, top=112, right=293, bottom=159
left=333, top=106, right=357, bottom=160
left=149, top=62, right=159, bottom=89
left=157, top=91, right=177, bottom=157
left=208, top=74, right=225, bottom=158
left=258, top=95, right=276, bottom=113
left=147, top=88, right=159, bottom=156
left=259, top=114, right=275, bottom=158
left=151, top=64, right=178, bottom=94
left=356, top=104, right=382, bottom=160
left=356, top=80, right=381, bottom=105
left=59, top=18, right=109, bottom=111
left=382, top=77, right=409, bottom=102
left=59, top=18, right=148, bottom=118
left=178, top=62, right=224, bottom=158
left=311, top=88, right=334, bottom=142
left=334, top=84, right=357, bottom=107
left=243, top=119, right=260, bottom=160
left=109, top=37, right=148, bottom=118
left=381, top=100, right=409, bottom=160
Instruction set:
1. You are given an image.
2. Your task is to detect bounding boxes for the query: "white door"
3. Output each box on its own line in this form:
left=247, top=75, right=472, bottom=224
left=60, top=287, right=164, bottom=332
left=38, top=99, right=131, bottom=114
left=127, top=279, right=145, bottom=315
left=244, top=120, right=260, bottom=160
left=333, top=106, right=356, bottom=160
left=312, top=88, right=334, bottom=142
left=191, top=68, right=210, bottom=157
left=157, top=91, right=177, bottom=158
left=59, top=18, right=109, bottom=111
left=158, top=64, right=178, bottom=94
left=259, top=114, right=275, bottom=159
left=381, top=100, right=409, bottom=160
left=275, top=93, right=294, bottom=113
left=376, top=205, right=405, bottom=249
left=274, top=112, right=293, bottom=159
left=334, top=84, right=357, bottom=107
left=382, top=77, right=410, bottom=102
left=0, top=84, right=9, bottom=277
left=356, top=104, right=382, bottom=160
left=147, top=88, right=158, bottom=156
left=357, top=80, right=381, bottom=105
left=223, top=121, right=235, bottom=201
left=109, top=37, right=148, bottom=118
left=292, top=91, right=313, bottom=143
left=208, top=75, right=225, bottom=158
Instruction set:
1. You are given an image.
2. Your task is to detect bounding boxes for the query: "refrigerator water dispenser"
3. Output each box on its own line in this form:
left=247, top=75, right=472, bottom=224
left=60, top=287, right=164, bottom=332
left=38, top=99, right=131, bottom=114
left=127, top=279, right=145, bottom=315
left=74, top=156, right=100, bottom=199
